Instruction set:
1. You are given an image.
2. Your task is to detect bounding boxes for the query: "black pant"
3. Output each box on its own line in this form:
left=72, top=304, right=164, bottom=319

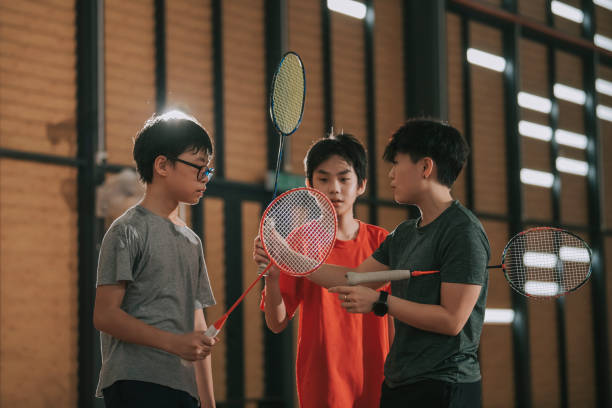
left=103, top=380, right=199, bottom=408
left=380, top=379, right=482, bottom=408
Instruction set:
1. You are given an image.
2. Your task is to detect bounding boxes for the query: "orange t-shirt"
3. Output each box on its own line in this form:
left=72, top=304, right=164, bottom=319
left=261, top=221, right=390, bottom=408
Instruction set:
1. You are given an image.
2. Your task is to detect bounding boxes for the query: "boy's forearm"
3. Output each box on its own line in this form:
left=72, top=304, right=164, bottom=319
left=95, top=307, right=176, bottom=354
left=263, top=277, right=289, bottom=333
left=306, top=264, right=350, bottom=288
left=387, top=296, right=463, bottom=336
left=195, top=355, right=215, bottom=408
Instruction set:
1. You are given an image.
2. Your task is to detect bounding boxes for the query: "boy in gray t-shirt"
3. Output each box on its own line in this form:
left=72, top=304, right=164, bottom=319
left=309, top=119, right=490, bottom=407
left=94, top=111, right=218, bottom=408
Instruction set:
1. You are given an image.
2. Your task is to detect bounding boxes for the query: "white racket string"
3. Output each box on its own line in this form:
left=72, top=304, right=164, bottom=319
left=261, top=188, right=336, bottom=276
left=504, top=229, right=592, bottom=297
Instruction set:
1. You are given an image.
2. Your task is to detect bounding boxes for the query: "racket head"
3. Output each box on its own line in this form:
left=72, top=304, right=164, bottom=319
left=269, top=51, right=306, bottom=137
left=501, top=227, right=592, bottom=298
left=259, top=187, right=337, bottom=276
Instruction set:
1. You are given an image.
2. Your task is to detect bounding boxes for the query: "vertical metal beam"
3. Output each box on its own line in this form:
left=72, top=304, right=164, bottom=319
left=582, top=2, right=611, bottom=406
left=76, top=1, right=102, bottom=407
left=547, top=43, right=570, bottom=408
left=544, top=3, right=569, bottom=405
left=402, top=0, right=447, bottom=220
left=402, top=0, right=448, bottom=120
left=502, top=15, right=532, bottom=408
left=321, top=0, right=333, bottom=133
left=266, top=0, right=288, bottom=173
left=224, top=197, right=244, bottom=402
left=154, top=0, right=166, bottom=111
left=212, top=0, right=225, bottom=178
left=363, top=0, right=377, bottom=225
left=264, top=2, right=294, bottom=407
left=460, top=16, right=475, bottom=211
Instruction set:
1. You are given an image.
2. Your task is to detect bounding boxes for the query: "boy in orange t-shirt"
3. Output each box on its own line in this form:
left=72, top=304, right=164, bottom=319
left=254, top=133, right=392, bottom=407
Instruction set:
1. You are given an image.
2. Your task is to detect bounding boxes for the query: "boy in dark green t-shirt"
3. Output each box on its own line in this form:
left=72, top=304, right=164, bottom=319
left=307, top=119, right=491, bottom=407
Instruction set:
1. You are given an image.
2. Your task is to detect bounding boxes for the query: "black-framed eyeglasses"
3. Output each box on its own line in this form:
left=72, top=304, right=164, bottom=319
left=171, top=157, right=214, bottom=182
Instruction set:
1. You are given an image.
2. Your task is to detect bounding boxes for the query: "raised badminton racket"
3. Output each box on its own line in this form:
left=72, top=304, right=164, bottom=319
left=205, top=187, right=336, bottom=337
left=269, top=51, right=306, bottom=198
left=256, top=51, right=307, bottom=278
left=346, top=227, right=592, bottom=299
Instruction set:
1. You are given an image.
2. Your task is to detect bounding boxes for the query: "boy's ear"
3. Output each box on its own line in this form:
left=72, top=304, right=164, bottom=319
left=357, top=178, right=367, bottom=195
left=153, top=155, right=171, bottom=178
left=305, top=178, right=312, bottom=188
left=423, top=158, right=434, bottom=179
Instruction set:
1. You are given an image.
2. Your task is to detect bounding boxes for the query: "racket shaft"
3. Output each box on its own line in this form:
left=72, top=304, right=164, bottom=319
left=208, top=263, right=272, bottom=336
left=346, top=270, right=412, bottom=286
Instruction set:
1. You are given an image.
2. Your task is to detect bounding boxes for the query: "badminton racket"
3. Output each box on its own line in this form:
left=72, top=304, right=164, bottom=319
left=269, top=51, right=306, bottom=198
left=257, top=51, right=307, bottom=279
left=205, top=187, right=336, bottom=337
left=346, top=227, right=592, bottom=299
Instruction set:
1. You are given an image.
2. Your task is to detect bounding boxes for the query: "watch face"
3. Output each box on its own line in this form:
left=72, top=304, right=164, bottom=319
left=373, top=300, right=388, bottom=316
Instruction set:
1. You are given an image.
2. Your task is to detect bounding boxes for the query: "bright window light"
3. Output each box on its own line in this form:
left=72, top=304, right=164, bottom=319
left=559, top=246, right=591, bottom=263
left=467, top=48, right=506, bottom=72
left=327, top=0, right=367, bottom=19
left=554, top=83, right=586, bottom=105
left=556, top=157, right=589, bottom=176
left=594, top=0, right=612, bottom=12
left=484, top=308, right=515, bottom=324
left=551, top=1, right=584, bottom=23
left=597, top=104, right=612, bottom=122
left=524, top=252, right=558, bottom=268
left=555, top=129, right=587, bottom=149
left=595, top=34, right=612, bottom=52
left=517, top=92, right=552, bottom=113
left=519, top=120, right=553, bottom=142
left=525, top=281, right=560, bottom=296
left=596, top=78, right=612, bottom=97
left=521, top=168, right=554, bottom=188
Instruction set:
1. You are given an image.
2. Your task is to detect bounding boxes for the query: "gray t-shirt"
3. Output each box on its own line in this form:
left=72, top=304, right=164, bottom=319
left=95, top=205, right=215, bottom=400
left=372, top=201, right=490, bottom=387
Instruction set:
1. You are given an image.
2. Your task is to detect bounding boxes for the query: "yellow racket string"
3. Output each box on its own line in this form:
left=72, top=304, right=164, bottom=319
left=271, top=53, right=305, bottom=135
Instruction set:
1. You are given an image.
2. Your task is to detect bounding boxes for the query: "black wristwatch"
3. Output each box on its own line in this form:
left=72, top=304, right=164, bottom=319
left=372, top=291, right=389, bottom=316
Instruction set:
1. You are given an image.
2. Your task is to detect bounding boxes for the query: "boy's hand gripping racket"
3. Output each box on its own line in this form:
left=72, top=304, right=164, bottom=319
left=346, top=227, right=592, bottom=299
left=205, top=188, right=336, bottom=337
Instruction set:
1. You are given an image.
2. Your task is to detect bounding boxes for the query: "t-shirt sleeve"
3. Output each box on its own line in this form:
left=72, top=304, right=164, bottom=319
left=371, top=228, right=394, bottom=266
left=195, top=249, right=216, bottom=310
left=439, top=224, right=490, bottom=285
left=96, top=223, right=140, bottom=286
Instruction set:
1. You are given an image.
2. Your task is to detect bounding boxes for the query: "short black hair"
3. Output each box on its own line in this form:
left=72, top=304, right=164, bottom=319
left=304, top=132, right=367, bottom=186
left=383, top=119, right=469, bottom=188
left=133, top=111, right=213, bottom=183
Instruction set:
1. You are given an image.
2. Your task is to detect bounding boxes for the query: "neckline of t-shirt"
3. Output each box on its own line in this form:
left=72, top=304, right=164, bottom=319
left=415, top=200, right=459, bottom=233
left=135, top=204, right=187, bottom=228
left=334, top=220, right=363, bottom=247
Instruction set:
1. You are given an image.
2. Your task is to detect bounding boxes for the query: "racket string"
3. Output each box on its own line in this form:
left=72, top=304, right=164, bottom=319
left=504, top=229, right=591, bottom=297
left=271, top=54, right=304, bottom=135
left=262, top=189, right=336, bottom=276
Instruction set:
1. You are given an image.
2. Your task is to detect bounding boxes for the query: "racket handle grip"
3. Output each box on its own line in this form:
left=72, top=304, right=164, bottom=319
left=181, top=325, right=218, bottom=366
left=205, top=324, right=220, bottom=338
left=258, top=262, right=268, bottom=276
left=346, top=270, right=412, bottom=286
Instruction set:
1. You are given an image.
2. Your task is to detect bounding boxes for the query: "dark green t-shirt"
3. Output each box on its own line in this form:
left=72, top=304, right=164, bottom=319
left=372, top=201, right=490, bottom=387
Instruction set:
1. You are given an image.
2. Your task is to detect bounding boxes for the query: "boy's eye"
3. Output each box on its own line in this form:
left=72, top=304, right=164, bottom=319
left=340, top=178, right=349, bottom=182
